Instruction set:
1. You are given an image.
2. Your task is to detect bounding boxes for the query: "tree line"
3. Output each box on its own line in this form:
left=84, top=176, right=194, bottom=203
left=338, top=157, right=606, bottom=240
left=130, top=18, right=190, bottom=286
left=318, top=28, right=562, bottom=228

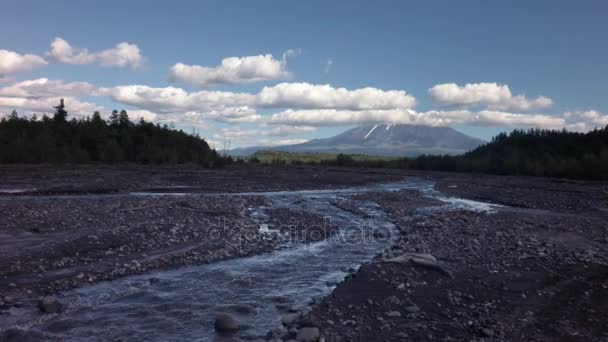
left=0, top=99, right=225, bottom=166
left=253, top=127, right=608, bottom=180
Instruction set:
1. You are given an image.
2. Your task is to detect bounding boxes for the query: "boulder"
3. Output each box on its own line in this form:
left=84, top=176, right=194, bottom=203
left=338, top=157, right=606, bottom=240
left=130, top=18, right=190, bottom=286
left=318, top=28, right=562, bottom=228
left=214, top=313, right=239, bottom=333
left=384, top=253, right=454, bottom=278
left=281, top=313, right=300, bottom=326
left=38, top=296, right=63, bottom=314
left=0, top=328, right=43, bottom=342
left=296, top=327, right=320, bottom=342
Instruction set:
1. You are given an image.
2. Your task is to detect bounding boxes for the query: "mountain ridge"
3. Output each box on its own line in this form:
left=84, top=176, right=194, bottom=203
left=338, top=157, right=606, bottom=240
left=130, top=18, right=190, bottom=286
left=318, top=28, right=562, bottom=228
left=230, top=124, right=485, bottom=157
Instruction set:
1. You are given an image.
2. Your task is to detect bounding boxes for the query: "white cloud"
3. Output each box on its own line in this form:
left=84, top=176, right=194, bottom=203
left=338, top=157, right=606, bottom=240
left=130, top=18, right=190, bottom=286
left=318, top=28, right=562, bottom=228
left=258, top=82, right=416, bottom=110
left=100, top=84, right=256, bottom=113
left=428, top=82, right=553, bottom=111
left=266, top=125, right=318, bottom=136
left=282, top=48, right=301, bottom=61
left=267, top=109, right=421, bottom=126
left=564, top=110, right=608, bottom=131
left=266, top=108, right=566, bottom=129
left=0, top=49, right=47, bottom=75
left=6, top=76, right=601, bottom=141
left=473, top=110, right=564, bottom=128
left=0, top=78, right=98, bottom=98
left=0, top=96, right=102, bottom=116
left=125, top=109, right=158, bottom=122
left=100, top=82, right=415, bottom=118
left=169, top=53, right=292, bottom=87
left=48, top=37, right=144, bottom=68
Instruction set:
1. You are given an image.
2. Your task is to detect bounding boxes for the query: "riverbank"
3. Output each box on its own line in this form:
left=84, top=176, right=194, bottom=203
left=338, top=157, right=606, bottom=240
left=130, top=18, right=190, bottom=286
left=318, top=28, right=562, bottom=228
left=1, top=165, right=607, bottom=341
left=290, top=175, right=608, bottom=341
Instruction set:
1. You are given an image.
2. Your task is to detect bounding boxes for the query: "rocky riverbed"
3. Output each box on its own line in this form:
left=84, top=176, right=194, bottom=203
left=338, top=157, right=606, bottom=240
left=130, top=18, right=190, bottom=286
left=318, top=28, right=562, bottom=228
left=1, top=165, right=607, bottom=341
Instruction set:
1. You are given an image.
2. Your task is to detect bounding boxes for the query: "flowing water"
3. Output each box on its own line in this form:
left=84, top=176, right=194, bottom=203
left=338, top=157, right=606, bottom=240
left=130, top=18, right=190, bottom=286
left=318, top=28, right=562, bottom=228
left=2, top=179, right=500, bottom=341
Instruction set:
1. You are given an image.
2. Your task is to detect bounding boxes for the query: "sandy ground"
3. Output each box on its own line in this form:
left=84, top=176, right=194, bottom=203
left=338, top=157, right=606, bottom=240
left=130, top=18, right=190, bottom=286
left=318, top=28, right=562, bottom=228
left=1, top=164, right=607, bottom=341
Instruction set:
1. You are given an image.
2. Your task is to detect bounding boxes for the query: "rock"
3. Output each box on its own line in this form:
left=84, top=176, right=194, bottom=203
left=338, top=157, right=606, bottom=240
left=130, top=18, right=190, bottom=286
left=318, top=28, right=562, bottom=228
left=385, top=311, right=401, bottom=317
left=384, top=252, right=454, bottom=278
left=405, top=305, right=420, bottom=313
left=480, top=328, right=494, bottom=337
left=384, top=295, right=401, bottom=305
left=385, top=252, right=436, bottom=265
left=38, top=296, right=63, bottom=314
left=0, top=328, right=43, bottom=342
left=282, top=313, right=300, bottom=326
left=214, top=313, right=239, bottom=333
left=296, top=327, right=320, bottom=342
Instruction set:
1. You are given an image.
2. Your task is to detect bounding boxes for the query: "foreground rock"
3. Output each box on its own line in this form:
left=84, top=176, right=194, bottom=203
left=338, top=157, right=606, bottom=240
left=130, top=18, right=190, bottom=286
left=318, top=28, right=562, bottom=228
left=37, top=296, right=63, bottom=314
left=296, top=327, right=320, bottom=342
left=214, top=313, right=239, bottom=333
left=0, top=328, right=43, bottom=342
left=384, top=252, right=454, bottom=278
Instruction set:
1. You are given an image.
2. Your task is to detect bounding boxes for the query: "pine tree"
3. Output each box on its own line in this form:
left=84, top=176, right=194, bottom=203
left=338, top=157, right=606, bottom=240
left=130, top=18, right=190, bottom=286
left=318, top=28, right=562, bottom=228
left=53, top=99, right=68, bottom=122
left=118, top=110, right=130, bottom=127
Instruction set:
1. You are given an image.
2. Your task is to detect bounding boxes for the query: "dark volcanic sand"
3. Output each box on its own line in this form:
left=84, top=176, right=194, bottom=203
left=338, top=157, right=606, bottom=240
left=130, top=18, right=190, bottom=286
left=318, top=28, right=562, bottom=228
left=1, top=165, right=607, bottom=341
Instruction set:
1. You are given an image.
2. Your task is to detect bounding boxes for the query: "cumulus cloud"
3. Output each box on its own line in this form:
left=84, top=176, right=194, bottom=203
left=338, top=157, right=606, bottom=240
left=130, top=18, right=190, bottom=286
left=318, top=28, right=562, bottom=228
left=564, top=110, right=608, bottom=131
left=169, top=53, right=293, bottom=87
left=428, top=82, right=553, bottom=111
left=99, top=82, right=415, bottom=118
left=48, top=37, right=144, bottom=68
left=125, top=109, right=158, bottom=122
left=0, top=96, right=102, bottom=115
left=99, top=85, right=256, bottom=113
left=0, top=78, right=98, bottom=98
left=258, top=83, right=416, bottom=110
left=0, top=49, right=47, bottom=75
left=267, top=109, right=420, bottom=126
left=7, top=76, right=602, bottom=141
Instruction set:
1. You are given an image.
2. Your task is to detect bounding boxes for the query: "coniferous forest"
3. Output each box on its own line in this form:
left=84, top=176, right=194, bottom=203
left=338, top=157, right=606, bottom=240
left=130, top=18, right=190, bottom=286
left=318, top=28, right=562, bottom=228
left=0, top=99, right=224, bottom=166
left=408, top=127, right=608, bottom=179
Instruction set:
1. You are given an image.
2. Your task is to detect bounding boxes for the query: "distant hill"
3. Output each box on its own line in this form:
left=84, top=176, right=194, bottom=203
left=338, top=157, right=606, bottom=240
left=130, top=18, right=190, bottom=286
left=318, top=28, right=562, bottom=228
left=231, top=124, right=485, bottom=157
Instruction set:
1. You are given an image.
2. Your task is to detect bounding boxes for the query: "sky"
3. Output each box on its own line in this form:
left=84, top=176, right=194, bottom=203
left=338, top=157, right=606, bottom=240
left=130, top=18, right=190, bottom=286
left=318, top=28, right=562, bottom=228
left=1, top=0, right=607, bottom=148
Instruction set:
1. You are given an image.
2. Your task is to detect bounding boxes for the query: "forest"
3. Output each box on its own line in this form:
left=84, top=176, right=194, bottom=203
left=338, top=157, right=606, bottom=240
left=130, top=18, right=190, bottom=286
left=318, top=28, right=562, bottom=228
left=0, top=99, right=224, bottom=166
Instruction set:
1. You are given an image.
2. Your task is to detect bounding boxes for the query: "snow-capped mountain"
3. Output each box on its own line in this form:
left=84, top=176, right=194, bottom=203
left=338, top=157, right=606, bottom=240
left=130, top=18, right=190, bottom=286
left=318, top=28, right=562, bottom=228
left=230, top=124, right=485, bottom=157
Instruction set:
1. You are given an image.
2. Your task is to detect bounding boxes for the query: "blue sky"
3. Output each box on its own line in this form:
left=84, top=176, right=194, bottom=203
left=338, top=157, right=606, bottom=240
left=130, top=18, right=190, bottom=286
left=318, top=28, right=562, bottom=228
left=1, top=0, right=607, bottom=147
